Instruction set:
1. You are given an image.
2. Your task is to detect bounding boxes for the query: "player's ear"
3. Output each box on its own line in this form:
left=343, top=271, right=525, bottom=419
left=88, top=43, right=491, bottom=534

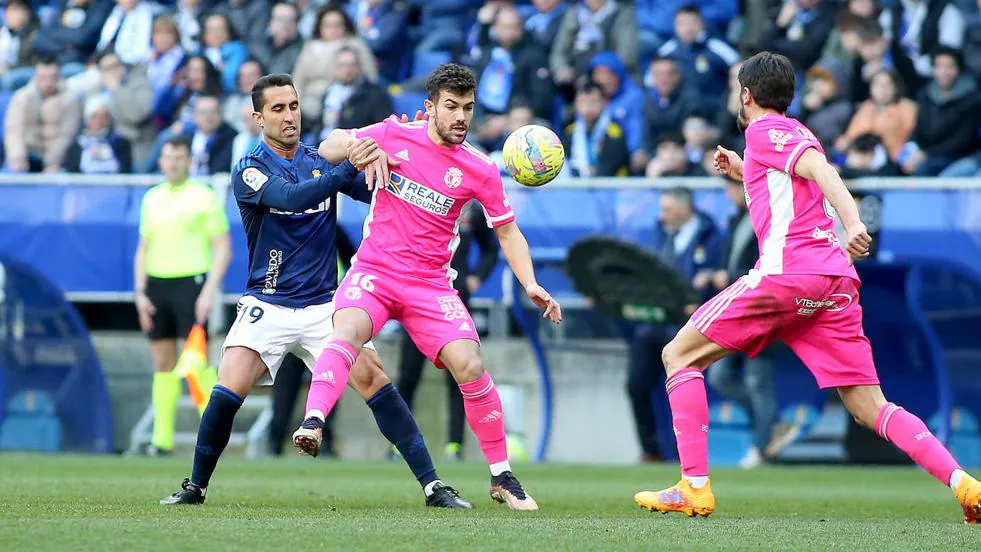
left=424, top=98, right=434, bottom=116
left=252, top=111, right=263, bottom=128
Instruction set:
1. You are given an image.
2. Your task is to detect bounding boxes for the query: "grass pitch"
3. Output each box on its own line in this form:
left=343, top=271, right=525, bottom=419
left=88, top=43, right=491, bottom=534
left=0, top=454, right=976, bottom=551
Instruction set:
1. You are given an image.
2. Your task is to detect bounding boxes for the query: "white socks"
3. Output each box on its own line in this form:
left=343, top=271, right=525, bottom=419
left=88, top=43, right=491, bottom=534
left=686, top=476, right=709, bottom=489
left=490, top=460, right=512, bottom=477
left=949, top=469, right=967, bottom=490
left=423, top=480, right=442, bottom=497
left=305, top=409, right=325, bottom=423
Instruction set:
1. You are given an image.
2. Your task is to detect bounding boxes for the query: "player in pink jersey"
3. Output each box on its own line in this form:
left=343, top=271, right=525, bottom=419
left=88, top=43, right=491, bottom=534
left=633, top=51, right=981, bottom=523
left=292, top=64, right=562, bottom=511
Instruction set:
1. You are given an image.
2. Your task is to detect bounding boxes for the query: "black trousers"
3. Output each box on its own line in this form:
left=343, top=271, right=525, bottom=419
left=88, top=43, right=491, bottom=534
left=395, top=291, right=468, bottom=447
left=626, top=324, right=670, bottom=457
left=267, top=354, right=338, bottom=456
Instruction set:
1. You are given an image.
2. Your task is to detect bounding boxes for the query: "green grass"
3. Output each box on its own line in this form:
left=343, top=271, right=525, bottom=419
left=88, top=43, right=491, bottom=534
left=0, top=454, right=975, bottom=551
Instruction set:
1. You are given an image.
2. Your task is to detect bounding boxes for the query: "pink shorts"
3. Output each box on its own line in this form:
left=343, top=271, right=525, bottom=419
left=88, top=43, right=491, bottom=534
left=334, top=262, right=479, bottom=368
left=690, top=273, right=880, bottom=389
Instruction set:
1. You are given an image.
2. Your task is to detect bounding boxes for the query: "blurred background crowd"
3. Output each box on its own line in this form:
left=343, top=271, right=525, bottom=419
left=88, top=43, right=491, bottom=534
left=1, top=0, right=980, bottom=179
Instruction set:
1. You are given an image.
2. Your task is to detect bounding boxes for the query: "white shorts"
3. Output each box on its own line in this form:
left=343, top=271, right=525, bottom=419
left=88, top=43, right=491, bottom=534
left=221, top=295, right=376, bottom=386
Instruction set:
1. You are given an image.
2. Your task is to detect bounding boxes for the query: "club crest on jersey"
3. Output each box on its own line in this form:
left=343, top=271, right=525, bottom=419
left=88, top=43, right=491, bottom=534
left=312, top=169, right=321, bottom=177
left=242, top=167, right=268, bottom=191
left=444, top=167, right=463, bottom=188
left=768, top=129, right=792, bottom=152
left=386, top=172, right=456, bottom=216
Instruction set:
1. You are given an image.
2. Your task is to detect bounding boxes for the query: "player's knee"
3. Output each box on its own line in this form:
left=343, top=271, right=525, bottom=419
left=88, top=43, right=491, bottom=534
left=661, top=341, right=684, bottom=377
left=455, top=354, right=484, bottom=384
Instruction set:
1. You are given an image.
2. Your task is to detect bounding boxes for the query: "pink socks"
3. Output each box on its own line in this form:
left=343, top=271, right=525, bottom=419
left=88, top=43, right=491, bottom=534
left=666, top=368, right=710, bottom=478
left=875, top=402, right=960, bottom=486
left=459, top=371, right=509, bottom=467
left=304, top=339, right=356, bottom=420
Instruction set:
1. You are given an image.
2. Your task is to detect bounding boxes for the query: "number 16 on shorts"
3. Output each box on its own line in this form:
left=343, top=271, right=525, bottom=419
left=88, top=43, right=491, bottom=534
left=343, top=273, right=376, bottom=301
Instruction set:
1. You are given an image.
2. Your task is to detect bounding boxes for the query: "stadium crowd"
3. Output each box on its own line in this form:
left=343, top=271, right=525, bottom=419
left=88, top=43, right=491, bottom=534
left=0, top=0, right=979, bottom=178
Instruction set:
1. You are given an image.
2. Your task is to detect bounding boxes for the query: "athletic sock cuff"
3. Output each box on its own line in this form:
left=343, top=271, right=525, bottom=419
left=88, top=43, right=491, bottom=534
left=212, top=384, right=244, bottom=405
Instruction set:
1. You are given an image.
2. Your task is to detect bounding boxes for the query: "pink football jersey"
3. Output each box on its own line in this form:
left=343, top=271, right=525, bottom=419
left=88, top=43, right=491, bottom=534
left=349, top=116, right=514, bottom=281
left=741, top=114, right=858, bottom=280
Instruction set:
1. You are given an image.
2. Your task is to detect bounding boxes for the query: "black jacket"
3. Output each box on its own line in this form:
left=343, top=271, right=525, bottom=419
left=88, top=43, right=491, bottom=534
left=337, top=80, right=395, bottom=131
left=32, top=0, right=113, bottom=64
left=640, top=84, right=702, bottom=154
left=912, top=76, right=981, bottom=158
left=759, top=1, right=837, bottom=72
left=451, top=204, right=498, bottom=301
left=472, top=36, right=554, bottom=120
left=63, top=132, right=132, bottom=174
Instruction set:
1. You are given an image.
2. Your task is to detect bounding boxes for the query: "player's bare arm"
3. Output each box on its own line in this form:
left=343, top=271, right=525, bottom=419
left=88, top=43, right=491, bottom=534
left=320, top=131, right=398, bottom=191
left=714, top=146, right=743, bottom=181
left=793, top=148, right=872, bottom=263
left=494, top=221, right=562, bottom=324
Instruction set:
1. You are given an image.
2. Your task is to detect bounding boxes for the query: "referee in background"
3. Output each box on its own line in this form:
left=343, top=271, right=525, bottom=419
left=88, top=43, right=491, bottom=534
left=134, top=136, right=232, bottom=456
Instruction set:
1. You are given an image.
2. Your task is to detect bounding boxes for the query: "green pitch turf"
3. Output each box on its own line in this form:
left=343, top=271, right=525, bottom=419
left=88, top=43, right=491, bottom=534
left=0, top=454, right=976, bottom=551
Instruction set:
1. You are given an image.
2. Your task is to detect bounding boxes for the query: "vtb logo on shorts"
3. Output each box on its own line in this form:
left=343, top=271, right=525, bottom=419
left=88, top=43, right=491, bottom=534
left=438, top=295, right=467, bottom=321
left=795, top=293, right=853, bottom=315
left=386, top=172, right=456, bottom=216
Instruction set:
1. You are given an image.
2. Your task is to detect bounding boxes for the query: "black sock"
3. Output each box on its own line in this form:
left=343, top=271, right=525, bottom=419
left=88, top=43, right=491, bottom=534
left=367, top=383, right=438, bottom=488
left=190, top=385, right=243, bottom=489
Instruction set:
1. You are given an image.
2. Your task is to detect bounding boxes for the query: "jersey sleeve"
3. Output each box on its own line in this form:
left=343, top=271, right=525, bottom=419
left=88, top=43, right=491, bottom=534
left=348, top=115, right=395, bottom=148
left=233, top=157, right=358, bottom=212
left=473, top=165, right=515, bottom=228
left=340, top=170, right=373, bottom=204
left=750, top=121, right=820, bottom=175
left=204, top=187, right=230, bottom=236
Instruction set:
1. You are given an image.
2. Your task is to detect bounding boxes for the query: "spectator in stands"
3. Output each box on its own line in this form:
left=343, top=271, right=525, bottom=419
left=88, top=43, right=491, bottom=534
left=707, top=177, right=781, bottom=469
left=632, top=56, right=700, bottom=174
left=657, top=4, right=740, bottom=117
left=524, top=0, right=569, bottom=52
left=900, top=47, right=981, bottom=176
left=215, top=0, right=271, bottom=48
left=97, top=0, right=163, bottom=65
left=798, top=61, right=854, bottom=147
left=200, top=14, right=250, bottom=95
left=224, top=59, right=264, bottom=133
left=962, top=0, right=981, bottom=78
left=293, top=6, right=378, bottom=129
left=147, top=16, right=185, bottom=100
left=681, top=116, right=719, bottom=164
left=646, top=131, right=706, bottom=178
left=588, top=52, right=643, bottom=156
left=0, top=0, right=40, bottom=91
left=550, top=0, right=638, bottom=89
left=3, top=58, right=82, bottom=172
left=838, top=133, right=902, bottom=178
left=636, top=0, right=738, bottom=56
left=64, top=95, right=132, bottom=173
left=174, top=0, right=203, bottom=52
left=134, top=135, right=230, bottom=456
left=715, top=60, right=744, bottom=152
left=318, top=46, right=393, bottom=140
left=563, top=80, right=630, bottom=177
left=350, top=0, right=408, bottom=84
left=627, top=186, right=720, bottom=462
left=472, top=5, right=554, bottom=150
left=85, top=50, right=155, bottom=169
left=32, top=0, right=113, bottom=66
left=250, top=3, right=304, bottom=76
left=880, top=0, right=965, bottom=77
left=759, top=0, right=837, bottom=73
left=410, top=0, right=480, bottom=53
left=836, top=69, right=917, bottom=162
left=231, top=101, right=261, bottom=169
left=153, top=54, right=222, bottom=135
left=184, top=94, right=236, bottom=176
left=849, top=19, right=922, bottom=104
left=819, top=0, right=877, bottom=69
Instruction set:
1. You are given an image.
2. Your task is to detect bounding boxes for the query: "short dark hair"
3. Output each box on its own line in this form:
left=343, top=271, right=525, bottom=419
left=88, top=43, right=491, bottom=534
left=35, top=55, right=58, bottom=69
left=856, top=18, right=883, bottom=42
left=870, top=68, right=905, bottom=100
left=738, top=51, right=795, bottom=114
left=425, top=64, right=476, bottom=103
left=850, top=133, right=880, bottom=154
left=676, top=4, right=702, bottom=18
left=163, top=135, right=191, bottom=153
left=577, top=79, right=608, bottom=100
left=252, top=73, right=295, bottom=111
left=336, top=45, right=360, bottom=61
left=932, top=46, right=962, bottom=71
left=657, top=131, right=686, bottom=149
left=664, top=186, right=694, bottom=207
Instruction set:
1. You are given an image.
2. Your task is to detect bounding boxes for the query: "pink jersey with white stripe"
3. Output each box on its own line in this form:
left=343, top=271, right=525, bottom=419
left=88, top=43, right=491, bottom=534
left=742, top=114, right=858, bottom=280
left=349, top=116, right=514, bottom=281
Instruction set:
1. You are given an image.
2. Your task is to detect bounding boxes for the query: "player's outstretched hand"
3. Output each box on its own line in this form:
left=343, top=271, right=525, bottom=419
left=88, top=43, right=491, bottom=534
left=348, top=137, right=401, bottom=190
left=844, top=222, right=872, bottom=265
left=714, top=146, right=743, bottom=181
left=526, top=284, right=562, bottom=324
left=398, top=110, right=428, bottom=122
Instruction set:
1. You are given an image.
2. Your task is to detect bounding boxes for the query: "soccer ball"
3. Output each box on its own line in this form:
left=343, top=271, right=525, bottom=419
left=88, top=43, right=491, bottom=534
left=502, top=124, right=565, bottom=187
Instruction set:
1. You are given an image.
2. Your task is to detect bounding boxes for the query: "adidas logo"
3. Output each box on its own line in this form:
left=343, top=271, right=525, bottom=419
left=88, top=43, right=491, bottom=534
left=313, top=371, right=335, bottom=384
left=395, top=149, right=410, bottom=162
left=458, top=321, right=471, bottom=331
left=478, top=410, right=503, bottom=424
